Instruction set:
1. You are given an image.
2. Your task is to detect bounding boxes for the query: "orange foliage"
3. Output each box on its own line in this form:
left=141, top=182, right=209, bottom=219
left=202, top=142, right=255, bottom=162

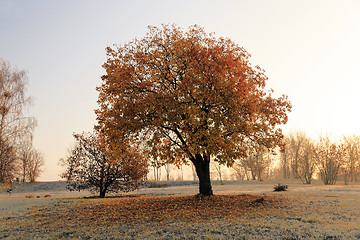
left=96, top=24, right=291, bottom=194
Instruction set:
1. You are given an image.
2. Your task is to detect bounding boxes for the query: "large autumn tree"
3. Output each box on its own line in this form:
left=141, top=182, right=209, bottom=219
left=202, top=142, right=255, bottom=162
left=96, top=25, right=291, bottom=195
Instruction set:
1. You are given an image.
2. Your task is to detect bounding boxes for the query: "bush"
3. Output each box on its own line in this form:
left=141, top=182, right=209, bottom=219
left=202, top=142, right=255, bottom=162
left=60, top=132, right=148, bottom=198
left=274, top=183, right=288, bottom=191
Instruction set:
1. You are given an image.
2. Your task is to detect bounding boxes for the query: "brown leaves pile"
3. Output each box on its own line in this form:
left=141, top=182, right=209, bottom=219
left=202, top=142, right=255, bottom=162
left=32, top=194, right=282, bottom=227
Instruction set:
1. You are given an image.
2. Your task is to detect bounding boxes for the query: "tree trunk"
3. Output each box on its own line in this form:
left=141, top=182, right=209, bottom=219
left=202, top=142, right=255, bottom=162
left=22, top=161, right=26, bottom=182
left=99, top=182, right=106, bottom=198
left=192, top=153, right=213, bottom=195
left=344, top=170, right=349, bottom=185
left=165, top=164, right=171, bottom=181
left=251, top=171, right=256, bottom=180
left=99, top=189, right=106, bottom=198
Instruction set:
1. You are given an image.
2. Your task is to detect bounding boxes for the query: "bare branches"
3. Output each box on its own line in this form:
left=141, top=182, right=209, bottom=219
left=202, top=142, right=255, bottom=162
left=0, top=59, right=38, bottom=184
left=341, top=135, right=360, bottom=184
left=315, top=136, right=344, bottom=185
left=282, top=130, right=316, bottom=184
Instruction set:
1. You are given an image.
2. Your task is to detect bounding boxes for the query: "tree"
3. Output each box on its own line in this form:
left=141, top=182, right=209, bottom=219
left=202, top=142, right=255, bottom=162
left=149, top=157, right=163, bottom=181
left=0, top=59, right=36, bottom=184
left=0, top=138, right=16, bottom=183
left=17, top=138, right=32, bottom=182
left=17, top=135, right=44, bottom=182
left=280, top=149, right=291, bottom=179
left=231, top=161, right=247, bottom=180
left=212, top=161, right=225, bottom=184
left=60, top=132, right=148, bottom=198
left=296, top=140, right=316, bottom=184
left=283, top=130, right=307, bottom=178
left=96, top=24, right=291, bottom=195
left=17, top=134, right=33, bottom=182
left=283, top=130, right=316, bottom=184
left=315, top=136, right=344, bottom=185
left=164, top=163, right=172, bottom=181
left=240, top=147, right=272, bottom=181
left=341, top=135, right=360, bottom=184
left=26, top=148, right=45, bottom=182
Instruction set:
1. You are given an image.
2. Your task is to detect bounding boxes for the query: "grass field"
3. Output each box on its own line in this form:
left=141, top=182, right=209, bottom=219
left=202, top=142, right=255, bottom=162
left=1, top=180, right=360, bottom=239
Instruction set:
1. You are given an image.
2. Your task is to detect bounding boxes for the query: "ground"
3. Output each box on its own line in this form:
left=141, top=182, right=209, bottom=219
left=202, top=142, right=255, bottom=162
left=1, top=180, right=360, bottom=239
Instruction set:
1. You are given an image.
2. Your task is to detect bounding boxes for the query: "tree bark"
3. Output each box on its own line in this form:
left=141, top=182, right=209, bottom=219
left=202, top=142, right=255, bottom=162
left=99, top=187, right=106, bottom=198
left=192, top=153, right=213, bottom=196
left=99, top=181, right=107, bottom=198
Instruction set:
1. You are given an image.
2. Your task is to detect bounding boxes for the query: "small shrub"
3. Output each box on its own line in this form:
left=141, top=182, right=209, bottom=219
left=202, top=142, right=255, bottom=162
left=60, top=132, right=148, bottom=198
left=44, top=194, right=51, bottom=198
left=274, top=183, right=288, bottom=192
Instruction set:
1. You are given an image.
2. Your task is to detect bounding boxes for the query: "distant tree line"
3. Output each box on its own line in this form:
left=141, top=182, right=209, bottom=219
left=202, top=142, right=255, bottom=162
left=0, top=59, right=44, bottom=187
left=229, top=130, right=360, bottom=185
left=147, top=130, right=360, bottom=186
left=281, top=130, right=360, bottom=185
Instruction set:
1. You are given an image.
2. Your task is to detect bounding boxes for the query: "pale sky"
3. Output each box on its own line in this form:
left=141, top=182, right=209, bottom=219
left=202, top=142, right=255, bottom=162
left=1, top=0, right=360, bottom=181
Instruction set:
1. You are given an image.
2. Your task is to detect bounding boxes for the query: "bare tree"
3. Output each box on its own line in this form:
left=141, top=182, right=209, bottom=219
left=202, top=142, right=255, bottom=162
left=164, top=163, right=172, bottom=181
left=241, top=147, right=272, bottom=181
left=315, top=136, right=345, bottom=185
left=212, top=161, right=225, bottom=184
left=282, top=130, right=317, bottom=183
left=280, top=148, right=291, bottom=178
left=284, top=131, right=316, bottom=184
left=17, top=134, right=33, bottom=182
left=297, top=140, right=316, bottom=184
left=0, top=138, right=16, bottom=183
left=26, top=149, right=44, bottom=182
left=150, top=157, right=163, bottom=181
left=341, top=135, right=360, bottom=184
left=283, top=130, right=308, bottom=179
left=231, top=161, right=247, bottom=180
left=15, top=131, right=44, bottom=183
left=0, top=59, right=36, bottom=184
left=180, top=166, right=184, bottom=181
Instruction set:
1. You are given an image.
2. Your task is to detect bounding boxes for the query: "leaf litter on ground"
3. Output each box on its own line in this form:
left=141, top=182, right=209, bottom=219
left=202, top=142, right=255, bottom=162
left=23, top=194, right=284, bottom=228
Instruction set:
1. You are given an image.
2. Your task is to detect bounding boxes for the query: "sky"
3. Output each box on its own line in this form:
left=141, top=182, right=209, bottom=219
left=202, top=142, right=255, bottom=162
left=1, top=0, right=360, bottom=181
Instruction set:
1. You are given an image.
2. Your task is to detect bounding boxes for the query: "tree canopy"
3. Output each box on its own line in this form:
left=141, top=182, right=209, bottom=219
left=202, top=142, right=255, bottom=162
left=96, top=24, right=291, bottom=195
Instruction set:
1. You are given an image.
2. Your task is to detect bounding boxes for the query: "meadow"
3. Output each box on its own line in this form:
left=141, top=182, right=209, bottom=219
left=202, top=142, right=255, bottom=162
left=1, top=180, right=360, bottom=239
